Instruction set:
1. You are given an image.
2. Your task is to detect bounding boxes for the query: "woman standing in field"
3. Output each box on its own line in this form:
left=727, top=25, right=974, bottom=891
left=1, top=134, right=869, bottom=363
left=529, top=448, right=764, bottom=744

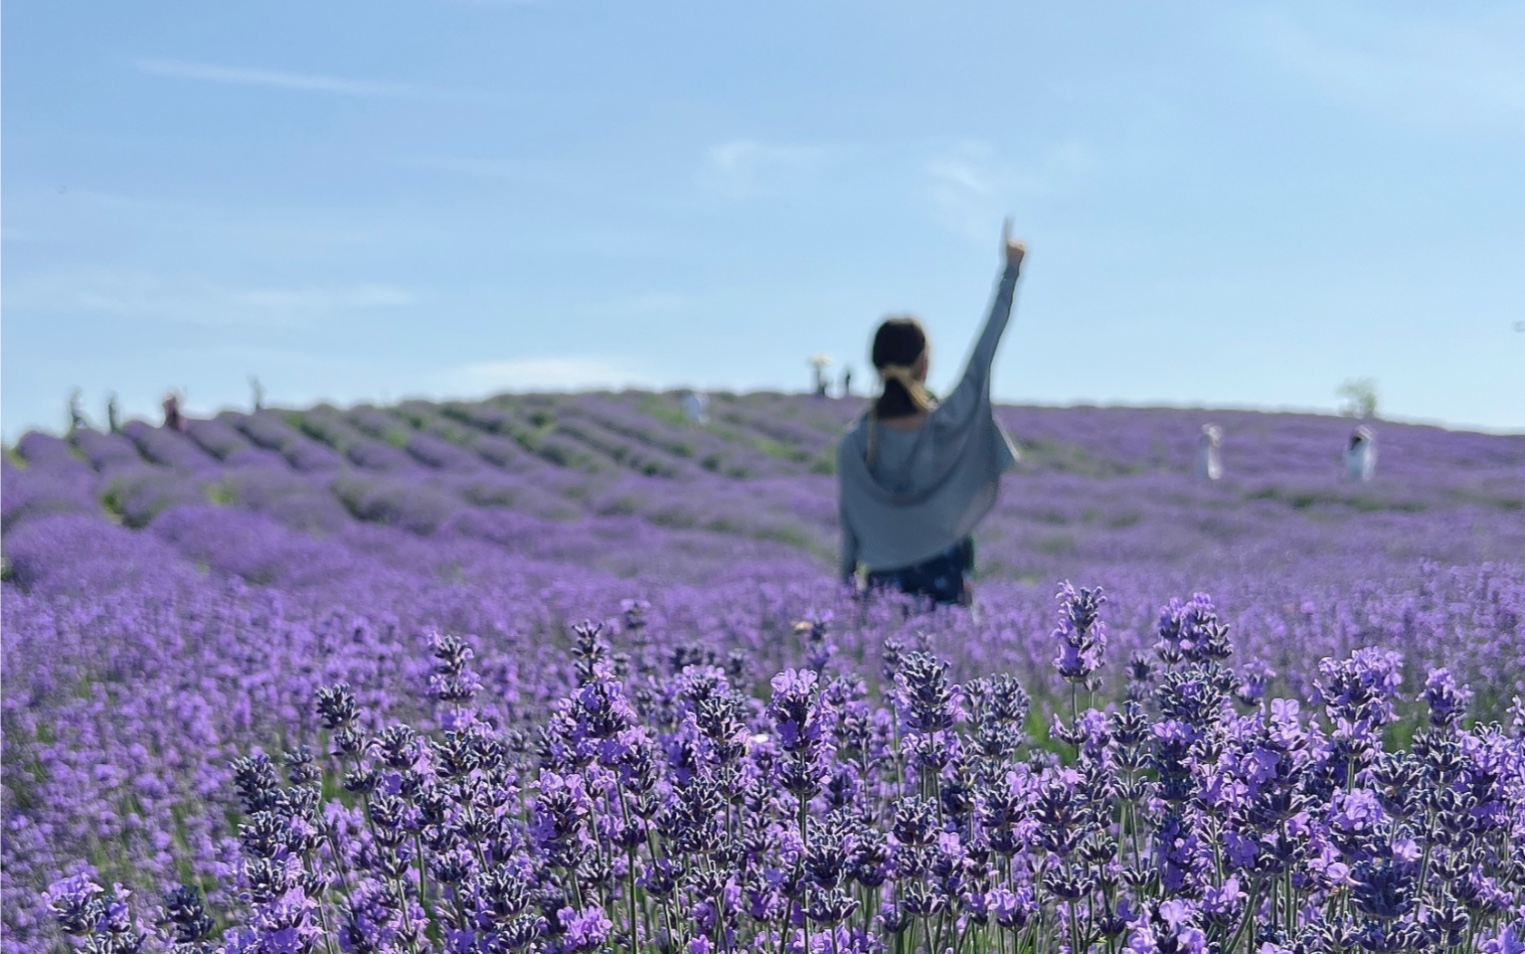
left=837, top=220, right=1026, bottom=607
left=1196, top=423, right=1224, bottom=481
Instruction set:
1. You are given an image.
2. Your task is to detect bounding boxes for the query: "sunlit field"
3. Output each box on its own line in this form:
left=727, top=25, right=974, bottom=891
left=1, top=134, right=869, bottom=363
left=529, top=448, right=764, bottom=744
left=4, top=391, right=1523, bottom=954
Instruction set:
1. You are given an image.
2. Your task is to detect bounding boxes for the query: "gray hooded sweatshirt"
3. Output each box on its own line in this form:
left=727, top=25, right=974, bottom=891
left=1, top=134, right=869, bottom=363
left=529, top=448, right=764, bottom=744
left=836, top=262, right=1021, bottom=582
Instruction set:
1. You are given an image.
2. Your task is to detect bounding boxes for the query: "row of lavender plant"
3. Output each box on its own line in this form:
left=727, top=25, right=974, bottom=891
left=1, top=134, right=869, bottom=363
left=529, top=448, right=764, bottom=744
left=12, top=393, right=1523, bottom=580
left=44, top=587, right=1525, bottom=954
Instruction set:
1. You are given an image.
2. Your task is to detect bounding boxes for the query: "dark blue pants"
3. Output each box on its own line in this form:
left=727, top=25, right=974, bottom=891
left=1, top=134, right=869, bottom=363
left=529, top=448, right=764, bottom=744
left=867, top=537, right=974, bottom=608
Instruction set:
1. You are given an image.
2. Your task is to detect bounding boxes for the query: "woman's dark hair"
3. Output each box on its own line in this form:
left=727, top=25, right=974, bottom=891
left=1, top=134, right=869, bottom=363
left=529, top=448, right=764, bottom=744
left=871, top=315, right=927, bottom=419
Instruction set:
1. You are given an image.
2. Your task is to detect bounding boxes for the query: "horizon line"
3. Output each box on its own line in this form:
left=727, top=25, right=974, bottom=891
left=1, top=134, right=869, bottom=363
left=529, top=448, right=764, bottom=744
left=6, top=389, right=1520, bottom=444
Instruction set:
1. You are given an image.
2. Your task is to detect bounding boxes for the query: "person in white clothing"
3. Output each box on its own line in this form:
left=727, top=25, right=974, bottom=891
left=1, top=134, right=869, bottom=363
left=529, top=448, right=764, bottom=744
left=1344, top=425, right=1376, bottom=482
left=1196, top=424, right=1223, bottom=481
left=681, top=390, right=709, bottom=425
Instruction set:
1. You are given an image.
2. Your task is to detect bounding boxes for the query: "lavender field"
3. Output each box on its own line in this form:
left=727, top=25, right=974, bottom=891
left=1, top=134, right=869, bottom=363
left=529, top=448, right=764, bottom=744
left=3, top=391, right=1524, bottom=954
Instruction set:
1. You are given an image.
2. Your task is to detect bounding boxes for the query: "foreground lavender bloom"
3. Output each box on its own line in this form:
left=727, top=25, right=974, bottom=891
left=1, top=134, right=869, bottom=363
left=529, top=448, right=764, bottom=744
left=1053, top=582, right=1108, bottom=686
left=47, top=874, right=146, bottom=954
left=1423, top=667, right=1474, bottom=729
left=161, top=884, right=216, bottom=951
left=28, top=600, right=1525, bottom=954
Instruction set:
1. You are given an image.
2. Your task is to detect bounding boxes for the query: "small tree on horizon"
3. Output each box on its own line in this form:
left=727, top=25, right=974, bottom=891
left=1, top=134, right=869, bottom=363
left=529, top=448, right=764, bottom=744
left=1336, top=377, right=1379, bottom=419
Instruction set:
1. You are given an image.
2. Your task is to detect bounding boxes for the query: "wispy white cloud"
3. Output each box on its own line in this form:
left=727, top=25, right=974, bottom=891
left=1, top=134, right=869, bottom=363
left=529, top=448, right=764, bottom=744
left=4, top=269, right=416, bottom=327
left=444, top=356, right=656, bottom=394
left=926, top=156, right=994, bottom=198
left=926, top=140, right=1093, bottom=241
left=6, top=187, right=428, bottom=255
left=699, top=141, right=833, bottom=198
left=1250, top=8, right=1525, bottom=127
left=133, top=58, right=472, bottom=101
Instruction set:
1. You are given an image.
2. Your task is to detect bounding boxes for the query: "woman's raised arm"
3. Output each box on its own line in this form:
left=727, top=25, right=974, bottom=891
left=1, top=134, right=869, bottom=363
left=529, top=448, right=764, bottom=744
left=939, top=220, right=1026, bottom=421
left=1001, top=217, right=1027, bottom=270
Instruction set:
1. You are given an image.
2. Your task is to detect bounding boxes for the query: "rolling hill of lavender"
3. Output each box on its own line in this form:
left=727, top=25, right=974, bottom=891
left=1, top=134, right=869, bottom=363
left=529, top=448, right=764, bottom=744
left=4, top=390, right=1524, bottom=954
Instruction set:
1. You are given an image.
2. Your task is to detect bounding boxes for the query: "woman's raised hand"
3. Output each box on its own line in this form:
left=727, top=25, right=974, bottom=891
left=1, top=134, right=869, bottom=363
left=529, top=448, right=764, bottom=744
left=1001, top=217, right=1026, bottom=269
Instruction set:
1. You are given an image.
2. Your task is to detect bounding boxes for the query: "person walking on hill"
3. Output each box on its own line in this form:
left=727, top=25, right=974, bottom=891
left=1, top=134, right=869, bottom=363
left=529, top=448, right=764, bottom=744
left=681, top=389, right=709, bottom=425
left=836, top=220, right=1026, bottom=608
left=1196, top=423, right=1223, bottom=481
left=68, top=388, right=87, bottom=435
left=1345, top=425, right=1376, bottom=482
left=810, top=356, right=832, bottom=398
left=162, top=391, right=186, bottom=433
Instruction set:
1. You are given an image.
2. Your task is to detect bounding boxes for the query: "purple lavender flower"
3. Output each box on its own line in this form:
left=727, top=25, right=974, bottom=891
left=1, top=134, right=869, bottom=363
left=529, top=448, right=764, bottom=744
left=1423, top=667, right=1474, bottom=729
left=1053, top=582, right=1108, bottom=685
left=1481, top=922, right=1525, bottom=954
left=46, top=872, right=105, bottom=936
left=892, top=652, right=963, bottom=734
left=530, top=772, right=593, bottom=869
left=553, top=905, right=611, bottom=952
left=1312, top=648, right=1403, bottom=731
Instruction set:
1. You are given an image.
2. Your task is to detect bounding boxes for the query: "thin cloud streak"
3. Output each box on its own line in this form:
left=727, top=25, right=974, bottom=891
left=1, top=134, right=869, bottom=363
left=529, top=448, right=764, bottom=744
left=926, top=140, right=1093, bottom=242
left=698, top=141, right=833, bottom=199
left=1251, top=8, right=1525, bottom=127
left=4, top=269, right=416, bottom=327
left=133, top=58, right=472, bottom=100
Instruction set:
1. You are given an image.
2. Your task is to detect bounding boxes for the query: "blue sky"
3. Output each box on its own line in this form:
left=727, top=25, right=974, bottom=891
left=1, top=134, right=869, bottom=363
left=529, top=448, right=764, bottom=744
left=4, top=0, right=1523, bottom=441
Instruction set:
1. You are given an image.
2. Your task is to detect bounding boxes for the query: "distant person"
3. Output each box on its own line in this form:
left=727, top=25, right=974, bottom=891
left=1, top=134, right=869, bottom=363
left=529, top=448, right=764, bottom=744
left=810, top=355, right=832, bottom=398
left=68, top=388, right=87, bottom=434
left=1196, top=423, right=1223, bottom=481
left=106, top=393, right=121, bottom=434
left=250, top=375, right=265, bottom=413
left=837, top=219, right=1025, bottom=608
left=162, top=391, right=187, bottom=433
left=1344, top=425, right=1376, bottom=482
left=841, top=366, right=854, bottom=398
left=681, top=390, right=709, bottom=425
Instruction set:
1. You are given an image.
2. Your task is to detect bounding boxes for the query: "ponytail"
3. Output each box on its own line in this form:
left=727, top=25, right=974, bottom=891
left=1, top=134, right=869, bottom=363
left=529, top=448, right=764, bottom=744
left=870, top=316, right=929, bottom=420
left=876, top=364, right=932, bottom=416
left=866, top=316, right=931, bottom=467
